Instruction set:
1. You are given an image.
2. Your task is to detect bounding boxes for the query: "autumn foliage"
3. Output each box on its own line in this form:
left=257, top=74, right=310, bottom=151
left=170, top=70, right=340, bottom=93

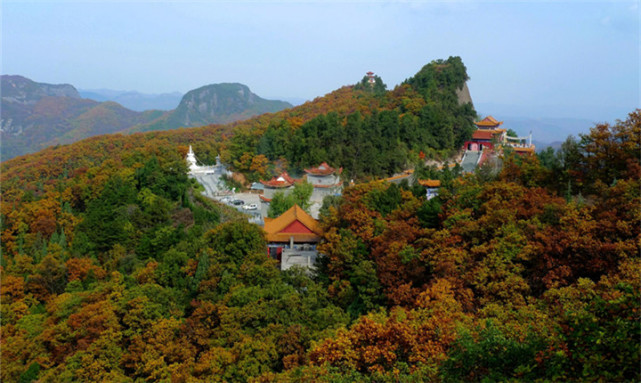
left=1, top=61, right=639, bottom=383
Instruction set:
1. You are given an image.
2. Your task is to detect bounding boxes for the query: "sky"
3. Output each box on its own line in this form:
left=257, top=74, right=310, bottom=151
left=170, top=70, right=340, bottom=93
left=2, top=0, right=639, bottom=122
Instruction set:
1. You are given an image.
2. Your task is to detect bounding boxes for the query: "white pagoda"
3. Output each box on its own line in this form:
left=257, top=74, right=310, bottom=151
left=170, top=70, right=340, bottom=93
left=186, top=146, right=204, bottom=173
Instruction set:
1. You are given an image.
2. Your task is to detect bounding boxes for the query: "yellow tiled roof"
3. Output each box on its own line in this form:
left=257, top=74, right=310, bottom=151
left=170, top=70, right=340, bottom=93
left=513, top=146, right=536, bottom=153
left=264, top=205, right=322, bottom=243
left=475, top=116, right=504, bottom=127
left=418, top=179, right=441, bottom=187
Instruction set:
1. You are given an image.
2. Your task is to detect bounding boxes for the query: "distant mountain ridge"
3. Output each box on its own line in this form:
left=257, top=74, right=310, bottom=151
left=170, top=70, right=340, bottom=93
left=168, top=83, right=292, bottom=128
left=79, top=89, right=183, bottom=111
left=1, top=76, right=292, bottom=161
left=1, top=75, right=163, bottom=161
left=2, top=75, right=80, bottom=102
left=130, top=83, right=292, bottom=133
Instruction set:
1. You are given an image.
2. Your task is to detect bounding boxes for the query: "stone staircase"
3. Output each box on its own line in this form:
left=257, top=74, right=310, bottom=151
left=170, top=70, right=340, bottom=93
left=460, top=150, right=482, bottom=173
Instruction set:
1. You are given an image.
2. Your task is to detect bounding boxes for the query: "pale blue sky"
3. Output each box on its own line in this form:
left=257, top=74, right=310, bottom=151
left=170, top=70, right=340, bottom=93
left=2, top=1, right=639, bottom=121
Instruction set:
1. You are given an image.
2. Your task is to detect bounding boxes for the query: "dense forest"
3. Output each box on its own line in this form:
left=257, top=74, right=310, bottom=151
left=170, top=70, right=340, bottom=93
left=1, top=57, right=639, bottom=381
left=232, top=56, right=477, bottom=181
left=3, top=57, right=475, bottom=186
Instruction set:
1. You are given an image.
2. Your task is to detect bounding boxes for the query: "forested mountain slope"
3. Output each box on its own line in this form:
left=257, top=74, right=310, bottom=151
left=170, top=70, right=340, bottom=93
left=3, top=56, right=476, bottom=186
left=1, top=77, right=291, bottom=161
left=2, top=59, right=637, bottom=382
left=217, top=56, right=477, bottom=181
left=276, top=112, right=640, bottom=381
left=0, top=75, right=163, bottom=161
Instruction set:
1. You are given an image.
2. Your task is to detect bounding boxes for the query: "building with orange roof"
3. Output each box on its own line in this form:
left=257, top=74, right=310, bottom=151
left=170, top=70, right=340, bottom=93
left=475, top=116, right=504, bottom=129
left=418, top=179, right=441, bottom=200
left=471, top=129, right=503, bottom=141
left=464, top=115, right=535, bottom=157
left=260, top=171, right=298, bottom=193
left=258, top=164, right=343, bottom=220
left=366, top=71, right=375, bottom=85
left=468, top=116, right=505, bottom=149
left=418, top=179, right=441, bottom=188
left=512, top=145, right=536, bottom=155
left=259, top=171, right=301, bottom=217
left=264, top=205, right=323, bottom=270
left=304, top=162, right=343, bottom=201
left=460, top=115, right=536, bottom=172
left=466, top=127, right=506, bottom=152
left=505, top=133, right=536, bottom=154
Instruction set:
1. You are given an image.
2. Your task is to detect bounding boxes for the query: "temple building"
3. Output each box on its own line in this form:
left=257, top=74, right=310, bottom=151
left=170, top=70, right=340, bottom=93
left=505, top=134, right=536, bottom=155
left=460, top=115, right=536, bottom=172
left=258, top=163, right=342, bottom=220
left=464, top=116, right=507, bottom=152
left=474, top=115, right=504, bottom=130
left=304, top=162, right=343, bottom=201
left=418, top=179, right=441, bottom=200
left=264, top=205, right=323, bottom=270
left=259, top=172, right=299, bottom=217
left=467, top=129, right=505, bottom=152
left=367, top=71, right=376, bottom=85
left=465, top=115, right=535, bottom=153
left=260, top=171, right=298, bottom=199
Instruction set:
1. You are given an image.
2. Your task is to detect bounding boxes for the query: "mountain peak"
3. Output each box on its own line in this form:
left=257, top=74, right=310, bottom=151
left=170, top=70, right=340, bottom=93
left=166, top=83, right=292, bottom=128
left=1, top=76, right=294, bottom=160
left=1, top=75, right=80, bottom=104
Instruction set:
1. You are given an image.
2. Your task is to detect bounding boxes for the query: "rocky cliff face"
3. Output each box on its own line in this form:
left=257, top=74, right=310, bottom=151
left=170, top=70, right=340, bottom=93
left=165, top=83, right=292, bottom=128
left=456, top=82, right=474, bottom=107
left=1, top=75, right=84, bottom=138
left=1, top=75, right=80, bottom=104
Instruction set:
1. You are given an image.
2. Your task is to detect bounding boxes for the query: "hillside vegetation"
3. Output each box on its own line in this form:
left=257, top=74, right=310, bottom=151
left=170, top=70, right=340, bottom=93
left=0, top=77, right=291, bottom=161
left=0, top=76, right=163, bottom=161
left=220, top=57, right=477, bottom=181
left=1, top=58, right=638, bottom=382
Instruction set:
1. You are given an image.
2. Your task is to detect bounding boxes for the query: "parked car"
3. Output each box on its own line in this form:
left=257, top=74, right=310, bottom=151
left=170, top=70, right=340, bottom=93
left=232, top=199, right=245, bottom=206
left=242, top=203, right=258, bottom=210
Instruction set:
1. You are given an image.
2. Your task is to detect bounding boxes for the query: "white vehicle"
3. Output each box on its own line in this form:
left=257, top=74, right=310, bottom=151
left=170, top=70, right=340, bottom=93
left=242, top=203, right=258, bottom=210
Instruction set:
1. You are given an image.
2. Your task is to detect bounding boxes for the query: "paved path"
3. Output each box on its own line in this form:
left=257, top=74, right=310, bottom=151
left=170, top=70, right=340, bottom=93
left=190, top=171, right=265, bottom=224
left=460, top=150, right=481, bottom=173
left=191, top=172, right=230, bottom=198
left=214, top=192, right=263, bottom=225
left=191, top=173, right=322, bottom=224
